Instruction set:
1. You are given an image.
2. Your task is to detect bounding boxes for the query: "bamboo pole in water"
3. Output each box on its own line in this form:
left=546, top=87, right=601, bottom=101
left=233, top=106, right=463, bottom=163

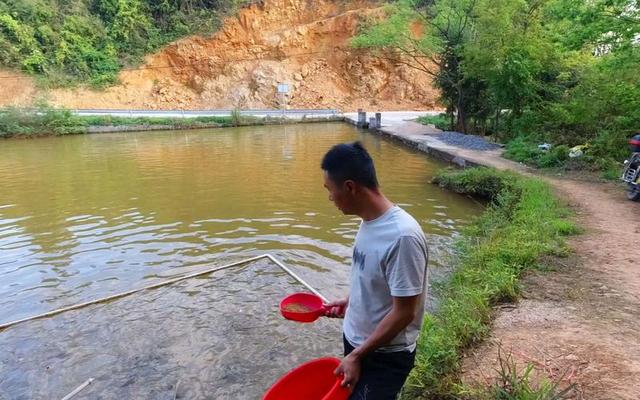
left=0, top=254, right=327, bottom=331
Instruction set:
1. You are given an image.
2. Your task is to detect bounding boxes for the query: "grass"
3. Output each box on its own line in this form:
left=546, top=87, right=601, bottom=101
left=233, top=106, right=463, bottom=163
left=464, top=349, right=577, bottom=400
left=0, top=106, right=85, bottom=138
left=80, top=115, right=236, bottom=128
left=0, top=105, right=239, bottom=138
left=503, top=137, right=571, bottom=169
left=503, top=137, right=625, bottom=180
left=416, top=113, right=452, bottom=131
left=503, top=137, right=546, bottom=165
left=0, top=106, right=340, bottom=138
left=401, top=167, right=578, bottom=399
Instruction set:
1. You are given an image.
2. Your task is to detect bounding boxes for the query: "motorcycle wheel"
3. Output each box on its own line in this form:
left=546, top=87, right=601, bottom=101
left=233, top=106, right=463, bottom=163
left=627, top=184, right=640, bottom=201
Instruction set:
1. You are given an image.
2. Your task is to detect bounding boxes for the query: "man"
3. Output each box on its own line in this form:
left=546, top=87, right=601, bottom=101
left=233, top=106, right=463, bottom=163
left=321, top=142, right=429, bottom=400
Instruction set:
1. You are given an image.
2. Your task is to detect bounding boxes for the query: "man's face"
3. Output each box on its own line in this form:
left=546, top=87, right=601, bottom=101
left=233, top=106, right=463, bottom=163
left=323, top=171, right=356, bottom=215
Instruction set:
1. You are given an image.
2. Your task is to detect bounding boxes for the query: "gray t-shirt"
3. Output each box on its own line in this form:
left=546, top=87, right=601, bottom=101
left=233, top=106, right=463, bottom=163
left=343, top=206, right=429, bottom=353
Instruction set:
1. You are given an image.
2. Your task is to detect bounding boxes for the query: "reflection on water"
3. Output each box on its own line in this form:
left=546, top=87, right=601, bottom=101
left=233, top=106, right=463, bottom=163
left=0, top=123, right=482, bottom=398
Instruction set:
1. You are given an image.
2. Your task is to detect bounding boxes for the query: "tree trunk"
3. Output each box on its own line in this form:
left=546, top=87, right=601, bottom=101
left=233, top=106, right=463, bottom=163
left=447, top=104, right=455, bottom=131
left=455, top=111, right=467, bottom=133
left=453, top=81, right=470, bottom=133
left=455, top=86, right=468, bottom=133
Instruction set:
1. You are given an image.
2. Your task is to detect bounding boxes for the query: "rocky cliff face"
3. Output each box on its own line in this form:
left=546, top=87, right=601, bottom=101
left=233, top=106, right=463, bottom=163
left=3, top=0, right=438, bottom=111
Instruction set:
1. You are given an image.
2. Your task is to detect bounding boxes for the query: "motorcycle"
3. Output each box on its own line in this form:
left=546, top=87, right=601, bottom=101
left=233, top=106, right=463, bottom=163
left=622, top=133, right=640, bottom=201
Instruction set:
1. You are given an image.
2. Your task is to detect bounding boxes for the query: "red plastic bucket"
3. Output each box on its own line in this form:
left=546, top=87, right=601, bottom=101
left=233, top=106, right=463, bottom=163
left=262, top=357, right=350, bottom=400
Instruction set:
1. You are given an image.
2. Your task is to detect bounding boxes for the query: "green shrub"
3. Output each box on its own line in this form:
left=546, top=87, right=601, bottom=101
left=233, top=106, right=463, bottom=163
left=432, top=167, right=515, bottom=200
left=0, top=104, right=86, bottom=138
left=0, top=0, right=252, bottom=86
left=537, top=145, right=570, bottom=168
left=590, top=129, right=630, bottom=162
left=504, top=139, right=572, bottom=169
left=416, top=113, right=452, bottom=131
left=503, top=137, right=543, bottom=165
left=230, top=108, right=243, bottom=127
left=80, top=115, right=233, bottom=127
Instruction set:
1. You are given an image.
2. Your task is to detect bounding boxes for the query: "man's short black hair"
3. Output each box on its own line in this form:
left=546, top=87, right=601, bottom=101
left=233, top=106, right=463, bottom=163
left=321, top=141, right=379, bottom=189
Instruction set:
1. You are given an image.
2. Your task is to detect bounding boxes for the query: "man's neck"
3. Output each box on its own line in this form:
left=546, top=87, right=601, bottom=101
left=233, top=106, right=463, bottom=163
left=359, top=191, right=394, bottom=222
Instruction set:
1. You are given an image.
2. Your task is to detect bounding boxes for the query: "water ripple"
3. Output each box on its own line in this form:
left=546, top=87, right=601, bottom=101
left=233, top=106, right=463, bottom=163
left=0, top=124, right=482, bottom=325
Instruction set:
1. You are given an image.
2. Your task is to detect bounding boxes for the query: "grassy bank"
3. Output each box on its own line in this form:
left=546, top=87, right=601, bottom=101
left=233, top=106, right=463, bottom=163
left=0, top=106, right=240, bottom=138
left=403, top=167, right=578, bottom=399
left=0, top=106, right=340, bottom=138
left=0, top=106, right=84, bottom=137
left=82, top=115, right=236, bottom=128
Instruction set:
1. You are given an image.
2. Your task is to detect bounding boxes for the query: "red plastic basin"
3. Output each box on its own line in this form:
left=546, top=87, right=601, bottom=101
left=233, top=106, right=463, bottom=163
left=262, top=357, right=350, bottom=400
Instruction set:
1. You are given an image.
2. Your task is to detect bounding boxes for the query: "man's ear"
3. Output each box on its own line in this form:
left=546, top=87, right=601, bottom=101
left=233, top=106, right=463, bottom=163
left=343, top=180, right=357, bottom=195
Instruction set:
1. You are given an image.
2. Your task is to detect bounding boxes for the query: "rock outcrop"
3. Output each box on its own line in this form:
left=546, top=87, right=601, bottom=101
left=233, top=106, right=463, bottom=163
left=2, top=0, right=438, bottom=111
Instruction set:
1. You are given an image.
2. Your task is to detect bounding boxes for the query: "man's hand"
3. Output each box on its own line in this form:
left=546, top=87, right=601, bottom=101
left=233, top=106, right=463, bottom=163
left=324, top=297, right=348, bottom=318
left=334, top=352, right=361, bottom=390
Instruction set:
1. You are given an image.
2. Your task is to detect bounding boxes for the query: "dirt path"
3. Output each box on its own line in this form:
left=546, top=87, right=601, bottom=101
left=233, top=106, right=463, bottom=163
left=368, top=118, right=640, bottom=398
left=462, top=178, right=640, bottom=399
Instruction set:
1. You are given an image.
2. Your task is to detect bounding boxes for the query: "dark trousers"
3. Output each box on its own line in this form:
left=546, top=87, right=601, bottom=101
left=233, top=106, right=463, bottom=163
left=343, top=335, right=416, bottom=400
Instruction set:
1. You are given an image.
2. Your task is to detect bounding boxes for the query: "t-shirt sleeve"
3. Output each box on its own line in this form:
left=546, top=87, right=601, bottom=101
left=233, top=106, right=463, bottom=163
left=384, top=235, right=428, bottom=297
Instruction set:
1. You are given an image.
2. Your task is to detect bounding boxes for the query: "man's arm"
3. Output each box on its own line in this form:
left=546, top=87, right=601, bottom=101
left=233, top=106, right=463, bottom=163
left=334, top=295, right=420, bottom=387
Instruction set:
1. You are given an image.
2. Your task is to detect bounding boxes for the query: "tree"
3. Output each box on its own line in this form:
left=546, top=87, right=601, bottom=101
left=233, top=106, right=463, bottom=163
left=352, top=0, right=478, bottom=132
left=463, top=0, right=564, bottom=135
